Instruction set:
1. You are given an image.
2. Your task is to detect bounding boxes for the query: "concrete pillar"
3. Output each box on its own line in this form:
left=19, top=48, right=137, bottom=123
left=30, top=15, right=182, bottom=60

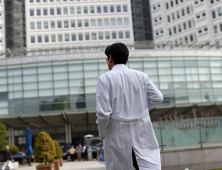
left=8, top=128, right=11, bottom=145
left=11, top=128, right=14, bottom=145
left=68, top=123, right=72, bottom=143
left=65, top=124, right=68, bottom=144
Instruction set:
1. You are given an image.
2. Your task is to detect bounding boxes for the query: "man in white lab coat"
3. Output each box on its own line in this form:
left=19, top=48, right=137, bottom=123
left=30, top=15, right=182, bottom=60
left=96, top=43, right=163, bottom=170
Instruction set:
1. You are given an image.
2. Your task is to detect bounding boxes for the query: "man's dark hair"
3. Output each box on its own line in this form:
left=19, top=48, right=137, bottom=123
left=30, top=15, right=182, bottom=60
left=105, top=43, right=129, bottom=64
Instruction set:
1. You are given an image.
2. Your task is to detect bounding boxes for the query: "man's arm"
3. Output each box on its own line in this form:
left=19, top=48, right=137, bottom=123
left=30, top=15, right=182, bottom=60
left=96, top=78, right=112, bottom=139
left=146, top=75, right=164, bottom=110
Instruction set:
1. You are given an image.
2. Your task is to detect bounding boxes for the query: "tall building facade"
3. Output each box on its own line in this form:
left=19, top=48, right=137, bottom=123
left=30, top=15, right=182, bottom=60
left=0, top=0, right=5, bottom=57
left=25, top=0, right=134, bottom=55
left=150, top=0, right=222, bottom=47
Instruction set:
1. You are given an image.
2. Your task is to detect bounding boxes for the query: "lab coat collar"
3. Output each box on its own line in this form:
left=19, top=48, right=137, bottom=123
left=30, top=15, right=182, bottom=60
left=112, top=64, right=128, bottom=70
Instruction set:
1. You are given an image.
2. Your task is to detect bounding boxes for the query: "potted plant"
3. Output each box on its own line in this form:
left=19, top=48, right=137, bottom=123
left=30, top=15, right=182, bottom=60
left=9, top=144, right=19, bottom=162
left=34, top=132, right=55, bottom=170
left=53, top=140, right=63, bottom=169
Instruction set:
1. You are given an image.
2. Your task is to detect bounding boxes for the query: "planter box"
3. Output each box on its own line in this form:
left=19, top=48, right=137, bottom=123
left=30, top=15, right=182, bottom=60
left=59, top=158, right=63, bottom=167
left=53, top=159, right=60, bottom=170
left=36, top=163, right=54, bottom=170
left=0, top=161, right=19, bottom=170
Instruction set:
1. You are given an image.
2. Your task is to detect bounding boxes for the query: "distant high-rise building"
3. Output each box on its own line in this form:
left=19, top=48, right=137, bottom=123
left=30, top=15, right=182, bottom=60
left=150, top=0, right=222, bottom=48
left=25, top=0, right=134, bottom=56
left=0, top=0, right=5, bottom=58
left=131, top=0, right=153, bottom=41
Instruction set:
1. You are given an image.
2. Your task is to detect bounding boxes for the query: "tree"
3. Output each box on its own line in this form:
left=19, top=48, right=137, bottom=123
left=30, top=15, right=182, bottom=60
left=34, top=131, right=55, bottom=164
left=53, top=140, right=63, bottom=159
left=9, top=144, right=19, bottom=155
left=0, top=121, right=8, bottom=153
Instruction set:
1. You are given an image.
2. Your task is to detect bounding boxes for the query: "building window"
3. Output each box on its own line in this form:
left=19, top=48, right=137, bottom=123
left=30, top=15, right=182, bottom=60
left=30, top=23, right=35, bottom=29
left=85, top=33, right=90, bottom=40
left=30, top=10, right=34, bottom=16
left=187, top=7, right=190, bottom=14
left=64, top=8, right=68, bottom=14
left=218, top=8, right=222, bottom=16
left=97, top=6, right=101, bottom=13
left=77, top=7, right=81, bottom=14
left=64, top=21, right=69, bottom=28
left=65, top=34, right=69, bottom=41
left=169, top=28, right=172, bottom=36
left=44, top=22, right=48, bottom=29
left=38, top=36, right=42, bottom=43
left=90, top=6, right=94, bottom=13
left=166, top=2, right=169, bottom=9
left=70, top=8, right=74, bottom=14
left=185, top=36, right=188, bottom=43
left=168, top=16, right=170, bottom=22
left=37, top=9, right=41, bottom=16
left=31, top=36, right=35, bottom=43
left=104, top=19, right=109, bottom=26
left=50, top=9, right=54, bottom=15
left=182, top=9, right=185, bottom=16
left=112, top=32, right=117, bottom=39
left=214, top=26, right=218, bottom=34
left=220, top=24, right=222, bottom=31
left=174, top=27, right=177, bottom=34
left=212, top=11, right=216, bottom=19
left=37, top=22, right=41, bottom=29
left=178, top=25, right=181, bottom=32
left=51, top=35, right=56, bottom=42
left=119, top=31, right=123, bottom=39
left=98, top=19, right=102, bottom=26
left=78, top=20, right=82, bottom=27
left=111, top=19, right=116, bottom=26
left=91, top=20, right=95, bottom=26
left=105, top=32, right=110, bottom=39
left=171, top=1, right=173, bottom=7
left=177, top=11, right=180, bottom=18
left=58, top=21, right=62, bottom=28
left=72, top=34, right=76, bottom=41
left=30, top=0, right=33, bottom=3
left=79, top=34, right=83, bottom=41
left=58, top=35, right=62, bottom=42
left=172, top=13, right=175, bottom=20
left=44, top=9, right=47, bottom=15
left=125, top=31, right=130, bottom=38
left=51, top=22, right=55, bottom=28
left=188, top=21, right=192, bottom=28
left=37, top=0, right=40, bottom=3
left=117, top=6, right=121, bottom=12
left=117, top=18, right=122, bottom=25
left=92, top=33, right=97, bottom=40
left=99, top=32, right=103, bottom=40
left=84, top=20, right=89, bottom=27
left=124, top=18, right=129, bottom=25
left=211, top=0, right=214, bottom=4
left=176, top=0, right=178, bottom=5
left=45, top=35, right=49, bottom=43
left=71, top=20, right=75, bottom=27
left=123, top=5, right=127, bottom=12
left=110, top=6, right=114, bottom=12
left=103, top=6, right=108, bottom=13
left=57, top=8, right=61, bottom=15
left=183, top=23, right=187, bottom=30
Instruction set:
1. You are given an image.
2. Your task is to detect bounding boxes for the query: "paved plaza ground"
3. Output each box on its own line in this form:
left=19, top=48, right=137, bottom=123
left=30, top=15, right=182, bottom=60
left=18, top=161, right=106, bottom=170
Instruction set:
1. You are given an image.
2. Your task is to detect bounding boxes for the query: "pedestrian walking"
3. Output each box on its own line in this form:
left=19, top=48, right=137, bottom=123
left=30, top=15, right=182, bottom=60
left=76, top=144, right=82, bottom=161
left=68, top=145, right=75, bottom=161
left=96, top=43, right=163, bottom=170
left=1, top=146, right=14, bottom=170
left=82, top=143, right=88, bottom=161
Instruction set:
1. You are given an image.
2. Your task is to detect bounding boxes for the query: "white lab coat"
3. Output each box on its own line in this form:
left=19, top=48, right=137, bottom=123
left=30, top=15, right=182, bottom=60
left=96, top=64, right=163, bottom=170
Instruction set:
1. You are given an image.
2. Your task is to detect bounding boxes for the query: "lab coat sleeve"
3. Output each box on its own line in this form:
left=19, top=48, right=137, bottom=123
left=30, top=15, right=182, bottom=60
left=146, top=75, right=164, bottom=110
left=96, top=78, right=112, bottom=138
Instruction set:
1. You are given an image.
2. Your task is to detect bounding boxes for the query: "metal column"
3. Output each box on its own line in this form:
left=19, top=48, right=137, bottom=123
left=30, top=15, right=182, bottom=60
left=68, top=123, right=72, bottom=143
left=65, top=124, right=68, bottom=144
left=11, top=128, right=14, bottom=145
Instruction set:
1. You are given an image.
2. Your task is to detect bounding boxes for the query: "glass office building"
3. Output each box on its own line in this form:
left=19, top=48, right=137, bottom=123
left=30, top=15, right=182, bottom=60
left=0, top=49, right=222, bottom=148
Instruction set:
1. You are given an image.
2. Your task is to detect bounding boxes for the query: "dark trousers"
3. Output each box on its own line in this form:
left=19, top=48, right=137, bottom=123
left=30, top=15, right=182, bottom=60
left=83, top=152, right=88, bottom=161
left=132, top=148, right=139, bottom=170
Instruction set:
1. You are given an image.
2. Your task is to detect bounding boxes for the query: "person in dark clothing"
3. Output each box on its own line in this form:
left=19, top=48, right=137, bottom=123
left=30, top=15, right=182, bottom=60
left=1, top=146, right=14, bottom=170
left=82, top=143, right=88, bottom=161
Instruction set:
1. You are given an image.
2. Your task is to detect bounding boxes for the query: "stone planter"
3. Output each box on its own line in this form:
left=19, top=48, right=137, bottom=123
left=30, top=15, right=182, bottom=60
left=53, top=159, right=60, bottom=170
left=36, top=163, right=54, bottom=170
left=59, top=158, right=63, bottom=166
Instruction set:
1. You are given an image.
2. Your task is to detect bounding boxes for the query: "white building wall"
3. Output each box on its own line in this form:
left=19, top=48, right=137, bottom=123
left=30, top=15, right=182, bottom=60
left=0, top=0, right=5, bottom=58
left=25, top=0, right=134, bottom=55
left=150, top=0, right=222, bottom=48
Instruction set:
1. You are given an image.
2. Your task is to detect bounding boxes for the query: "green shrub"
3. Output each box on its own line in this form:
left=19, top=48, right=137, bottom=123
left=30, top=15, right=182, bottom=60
left=9, top=145, right=19, bottom=155
left=34, top=131, right=55, bottom=164
left=0, top=121, right=8, bottom=153
left=53, top=140, right=63, bottom=159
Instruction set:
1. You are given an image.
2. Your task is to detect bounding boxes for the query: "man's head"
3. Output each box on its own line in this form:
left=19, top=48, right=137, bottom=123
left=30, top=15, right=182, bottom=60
left=105, top=43, right=129, bottom=70
left=5, top=146, right=9, bottom=150
left=71, top=145, right=74, bottom=148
